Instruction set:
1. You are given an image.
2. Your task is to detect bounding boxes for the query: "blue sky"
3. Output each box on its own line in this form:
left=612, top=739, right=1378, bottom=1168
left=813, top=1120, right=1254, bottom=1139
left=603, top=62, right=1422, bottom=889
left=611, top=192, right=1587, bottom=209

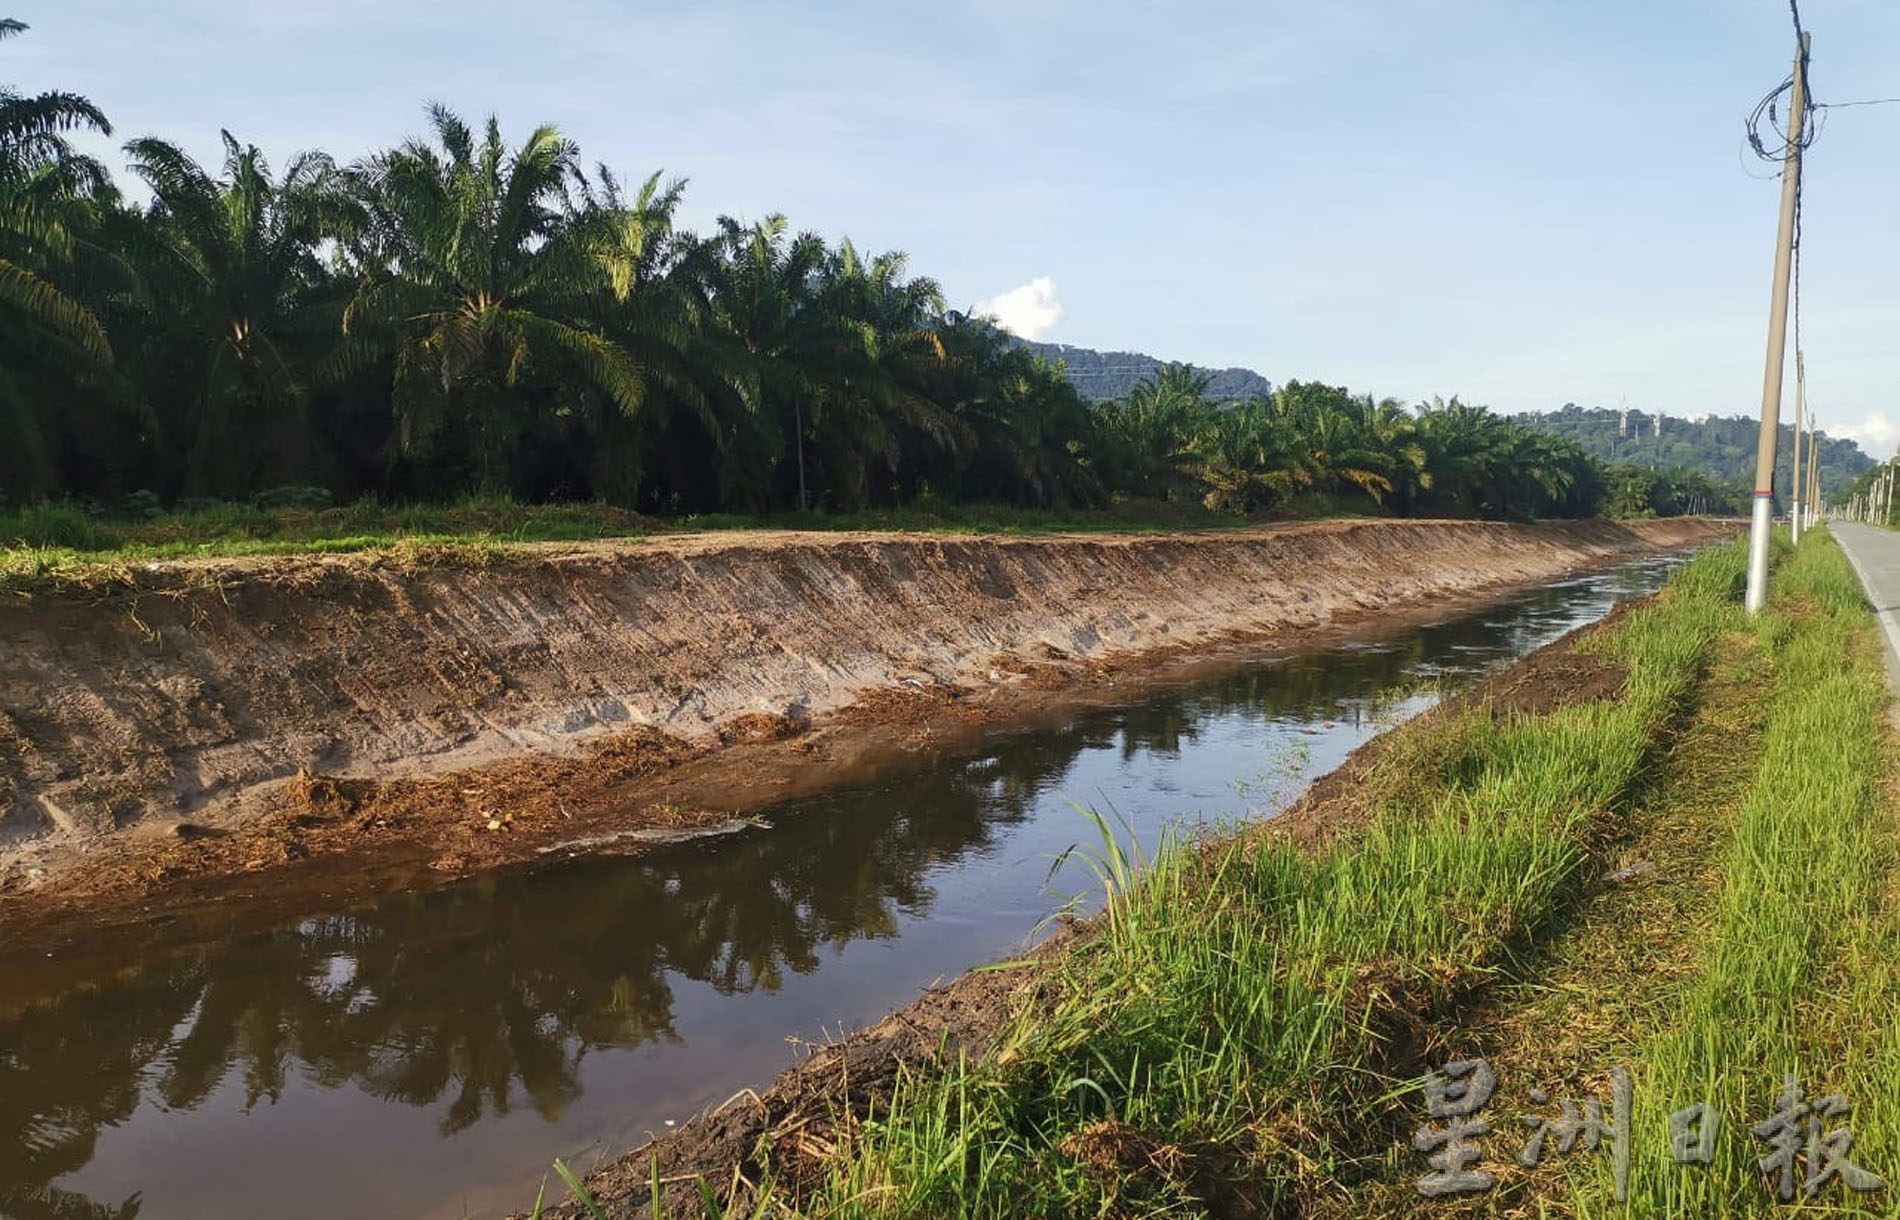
left=13, top=1, right=1900, bottom=452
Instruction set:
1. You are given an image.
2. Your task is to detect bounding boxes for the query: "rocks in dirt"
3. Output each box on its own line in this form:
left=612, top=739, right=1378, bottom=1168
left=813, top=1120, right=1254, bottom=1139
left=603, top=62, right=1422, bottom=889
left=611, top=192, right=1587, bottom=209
left=715, top=711, right=807, bottom=746
left=1606, top=858, right=1657, bottom=884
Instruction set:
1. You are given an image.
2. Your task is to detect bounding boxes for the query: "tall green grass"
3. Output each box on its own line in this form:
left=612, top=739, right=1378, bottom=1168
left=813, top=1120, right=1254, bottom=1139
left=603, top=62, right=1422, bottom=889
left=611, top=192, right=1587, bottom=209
left=705, top=543, right=1750, bottom=1218
left=1581, top=528, right=1899, bottom=1215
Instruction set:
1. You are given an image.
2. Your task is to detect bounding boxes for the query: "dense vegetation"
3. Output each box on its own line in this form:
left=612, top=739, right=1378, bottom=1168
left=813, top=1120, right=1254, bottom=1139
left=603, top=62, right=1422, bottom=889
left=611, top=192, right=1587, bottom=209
left=5, top=22, right=1724, bottom=531
left=1517, top=403, right=1872, bottom=501
left=1841, top=458, right=1898, bottom=523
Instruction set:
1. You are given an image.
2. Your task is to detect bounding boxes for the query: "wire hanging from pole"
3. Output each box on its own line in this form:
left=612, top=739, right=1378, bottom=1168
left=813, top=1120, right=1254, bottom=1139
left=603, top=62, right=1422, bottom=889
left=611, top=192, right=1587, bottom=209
left=1746, top=3, right=1816, bottom=165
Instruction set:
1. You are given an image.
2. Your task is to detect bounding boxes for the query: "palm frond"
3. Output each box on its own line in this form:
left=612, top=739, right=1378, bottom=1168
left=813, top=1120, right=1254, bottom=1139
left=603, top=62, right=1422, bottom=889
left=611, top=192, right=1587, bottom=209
left=0, top=255, right=111, bottom=362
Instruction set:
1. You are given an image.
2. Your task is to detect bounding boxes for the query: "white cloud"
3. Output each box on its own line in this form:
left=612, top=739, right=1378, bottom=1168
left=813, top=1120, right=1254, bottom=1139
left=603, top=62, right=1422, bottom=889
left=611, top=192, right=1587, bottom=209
left=1836, top=412, right=1900, bottom=460
left=974, top=276, right=1065, bottom=340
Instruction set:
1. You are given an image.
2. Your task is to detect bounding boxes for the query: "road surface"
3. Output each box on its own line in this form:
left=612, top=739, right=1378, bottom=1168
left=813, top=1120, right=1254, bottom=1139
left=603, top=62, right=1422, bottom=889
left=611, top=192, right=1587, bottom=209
left=1829, top=522, right=1900, bottom=701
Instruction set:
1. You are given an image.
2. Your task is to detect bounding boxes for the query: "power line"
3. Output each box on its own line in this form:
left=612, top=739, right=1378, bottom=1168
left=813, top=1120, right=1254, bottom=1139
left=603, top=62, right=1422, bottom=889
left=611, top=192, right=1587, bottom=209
left=1816, top=97, right=1900, bottom=109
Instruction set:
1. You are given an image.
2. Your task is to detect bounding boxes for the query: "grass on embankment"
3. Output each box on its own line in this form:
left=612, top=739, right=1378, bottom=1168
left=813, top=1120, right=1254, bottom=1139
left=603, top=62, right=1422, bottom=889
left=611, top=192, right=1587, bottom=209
left=0, top=497, right=652, bottom=587
left=611, top=528, right=1895, bottom=1219
left=0, top=495, right=1290, bottom=590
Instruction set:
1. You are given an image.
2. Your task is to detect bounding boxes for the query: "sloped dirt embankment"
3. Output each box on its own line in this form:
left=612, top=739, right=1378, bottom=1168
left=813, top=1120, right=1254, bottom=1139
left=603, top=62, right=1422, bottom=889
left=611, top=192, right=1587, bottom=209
left=0, top=518, right=1728, bottom=938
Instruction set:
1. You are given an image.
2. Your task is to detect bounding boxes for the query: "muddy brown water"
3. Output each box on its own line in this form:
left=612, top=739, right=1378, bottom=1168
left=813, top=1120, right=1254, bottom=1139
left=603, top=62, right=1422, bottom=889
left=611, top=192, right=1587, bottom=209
left=0, top=555, right=1686, bottom=1220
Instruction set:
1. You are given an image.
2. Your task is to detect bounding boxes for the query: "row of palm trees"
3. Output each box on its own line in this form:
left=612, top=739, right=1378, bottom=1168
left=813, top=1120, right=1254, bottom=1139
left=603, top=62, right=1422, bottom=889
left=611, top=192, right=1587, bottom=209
left=3, top=21, right=1675, bottom=521
left=1092, top=365, right=1614, bottom=519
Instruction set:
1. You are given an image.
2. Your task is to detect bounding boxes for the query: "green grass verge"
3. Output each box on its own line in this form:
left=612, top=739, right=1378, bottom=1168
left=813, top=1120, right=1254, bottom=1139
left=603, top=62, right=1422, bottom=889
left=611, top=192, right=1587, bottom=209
left=1590, top=528, right=1899, bottom=1215
left=0, top=495, right=1296, bottom=590
left=655, top=540, right=1751, bottom=1217
left=0, top=496, right=650, bottom=564
left=677, top=493, right=1367, bottom=537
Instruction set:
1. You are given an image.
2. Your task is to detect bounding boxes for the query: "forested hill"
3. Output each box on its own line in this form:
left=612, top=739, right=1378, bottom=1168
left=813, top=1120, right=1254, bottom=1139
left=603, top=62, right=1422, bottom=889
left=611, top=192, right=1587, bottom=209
left=1020, top=342, right=1272, bottom=403
left=1514, top=404, right=1874, bottom=499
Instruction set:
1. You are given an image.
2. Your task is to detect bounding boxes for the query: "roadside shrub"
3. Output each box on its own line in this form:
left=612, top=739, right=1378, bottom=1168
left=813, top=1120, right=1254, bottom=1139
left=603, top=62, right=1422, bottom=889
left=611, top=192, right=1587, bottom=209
left=341, top=495, right=386, bottom=529
left=253, top=485, right=334, bottom=512
left=2, top=502, right=119, bottom=550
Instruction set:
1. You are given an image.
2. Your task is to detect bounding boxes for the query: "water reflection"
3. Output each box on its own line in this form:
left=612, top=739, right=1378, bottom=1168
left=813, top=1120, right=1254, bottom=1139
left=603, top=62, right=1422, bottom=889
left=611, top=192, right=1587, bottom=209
left=0, top=556, right=1681, bottom=1220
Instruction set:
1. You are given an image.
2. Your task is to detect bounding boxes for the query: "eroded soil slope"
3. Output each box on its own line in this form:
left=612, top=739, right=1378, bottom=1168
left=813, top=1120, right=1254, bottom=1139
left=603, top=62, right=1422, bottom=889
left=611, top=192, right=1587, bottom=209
left=0, top=519, right=1725, bottom=912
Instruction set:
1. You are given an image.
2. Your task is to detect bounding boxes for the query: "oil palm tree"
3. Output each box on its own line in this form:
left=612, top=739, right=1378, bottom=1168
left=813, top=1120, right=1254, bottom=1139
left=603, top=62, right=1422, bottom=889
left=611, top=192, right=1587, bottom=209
left=709, top=215, right=872, bottom=510
left=1265, top=380, right=1397, bottom=505
left=339, top=106, right=644, bottom=493
left=1186, top=395, right=1296, bottom=511
left=812, top=240, right=958, bottom=507
left=1412, top=396, right=1501, bottom=516
left=1349, top=392, right=1429, bottom=508
left=123, top=132, right=355, bottom=495
left=922, top=313, right=1098, bottom=506
left=0, top=18, right=115, bottom=497
left=1099, top=364, right=1211, bottom=499
left=567, top=167, right=750, bottom=506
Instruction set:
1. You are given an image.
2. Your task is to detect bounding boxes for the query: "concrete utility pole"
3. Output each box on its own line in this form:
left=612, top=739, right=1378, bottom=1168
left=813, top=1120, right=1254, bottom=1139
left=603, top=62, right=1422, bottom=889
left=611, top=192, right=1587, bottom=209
left=1807, top=429, right=1820, bottom=525
left=1745, top=31, right=1811, bottom=614
left=1791, top=352, right=1805, bottom=543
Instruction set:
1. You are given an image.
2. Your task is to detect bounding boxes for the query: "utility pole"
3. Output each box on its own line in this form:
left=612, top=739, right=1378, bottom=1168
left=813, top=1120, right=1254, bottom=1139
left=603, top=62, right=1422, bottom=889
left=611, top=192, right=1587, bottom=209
left=1791, top=351, right=1805, bottom=543
left=1807, top=427, right=1819, bottom=526
left=1745, top=31, right=1811, bottom=614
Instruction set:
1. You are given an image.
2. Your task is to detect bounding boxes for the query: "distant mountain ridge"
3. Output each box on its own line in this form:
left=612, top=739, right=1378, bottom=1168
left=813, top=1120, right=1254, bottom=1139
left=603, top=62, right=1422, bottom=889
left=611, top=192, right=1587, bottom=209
left=1514, top=403, right=1873, bottom=499
left=1018, top=341, right=1273, bottom=403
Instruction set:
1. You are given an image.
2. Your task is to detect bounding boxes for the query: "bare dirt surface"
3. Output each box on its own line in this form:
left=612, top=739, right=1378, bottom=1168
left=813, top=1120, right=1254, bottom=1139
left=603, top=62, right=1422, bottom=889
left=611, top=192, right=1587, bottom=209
left=522, top=591, right=1653, bottom=1220
left=0, top=518, right=1729, bottom=955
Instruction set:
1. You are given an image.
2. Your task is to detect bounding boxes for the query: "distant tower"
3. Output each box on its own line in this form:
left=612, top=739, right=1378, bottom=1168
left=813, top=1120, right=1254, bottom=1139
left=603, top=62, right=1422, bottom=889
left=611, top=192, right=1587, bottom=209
left=1619, top=409, right=1631, bottom=439
left=1654, top=413, right=1662, bottom=438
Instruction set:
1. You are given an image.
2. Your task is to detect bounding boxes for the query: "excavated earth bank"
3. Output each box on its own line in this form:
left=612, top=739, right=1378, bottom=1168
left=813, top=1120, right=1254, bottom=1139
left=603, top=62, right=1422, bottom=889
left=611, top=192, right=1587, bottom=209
left=0, top=518, right=1728, bottom=948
